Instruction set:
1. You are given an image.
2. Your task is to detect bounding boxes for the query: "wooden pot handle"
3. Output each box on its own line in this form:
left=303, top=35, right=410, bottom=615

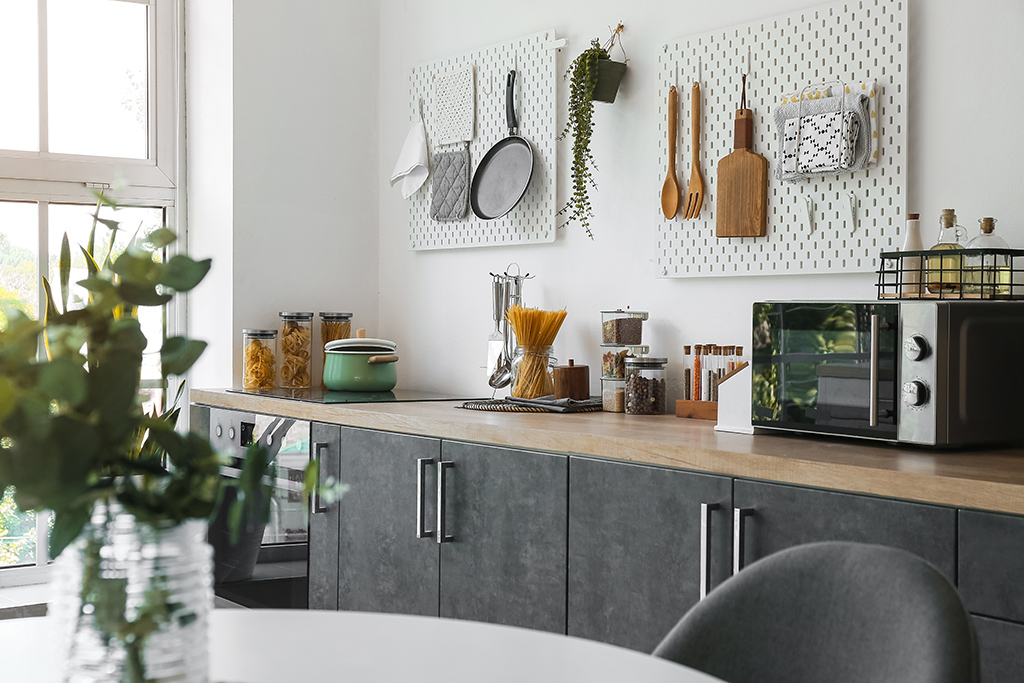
left=367, top=354, right=399, bottom=365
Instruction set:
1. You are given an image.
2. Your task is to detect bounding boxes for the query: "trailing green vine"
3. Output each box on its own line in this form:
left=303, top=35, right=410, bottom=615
left=558, top=24, right=626, bottom=239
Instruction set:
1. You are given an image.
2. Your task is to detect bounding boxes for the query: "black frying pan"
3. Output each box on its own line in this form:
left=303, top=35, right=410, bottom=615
left=470, top=70, right=534, bottom=220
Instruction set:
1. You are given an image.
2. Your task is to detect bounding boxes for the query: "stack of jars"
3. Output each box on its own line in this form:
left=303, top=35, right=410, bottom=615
left=242, top=312, right=352, bottom=391
left=599, top=309, right=667, bottom=415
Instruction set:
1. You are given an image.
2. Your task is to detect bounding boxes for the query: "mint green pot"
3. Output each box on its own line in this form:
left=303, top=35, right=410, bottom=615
left=323, top=351, right=398, bottom=391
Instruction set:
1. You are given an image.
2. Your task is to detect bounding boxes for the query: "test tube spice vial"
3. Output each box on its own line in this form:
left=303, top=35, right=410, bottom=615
left=683, top=346, right=692, bottom=401
left=693, top=345, right=703, bottom=401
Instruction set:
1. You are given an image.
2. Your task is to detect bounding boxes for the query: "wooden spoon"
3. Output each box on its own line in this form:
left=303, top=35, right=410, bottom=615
left=661, top=85, right=680, bottom=220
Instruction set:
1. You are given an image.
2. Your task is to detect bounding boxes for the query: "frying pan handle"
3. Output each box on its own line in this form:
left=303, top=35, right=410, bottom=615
left=506, top=70, right=518, bottom=135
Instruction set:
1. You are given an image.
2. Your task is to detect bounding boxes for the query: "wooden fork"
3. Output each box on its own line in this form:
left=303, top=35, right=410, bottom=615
left=684, top=81, right=704, bottom=219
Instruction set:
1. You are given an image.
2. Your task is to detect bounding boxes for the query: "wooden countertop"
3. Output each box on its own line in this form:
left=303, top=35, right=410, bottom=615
left=190, top=389, right=1024, bottom=516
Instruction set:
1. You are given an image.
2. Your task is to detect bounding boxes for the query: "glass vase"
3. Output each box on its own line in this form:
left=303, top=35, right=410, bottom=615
left=510, top=345, right=556, bottom=399
left=50, top=502, right=213, bottom=683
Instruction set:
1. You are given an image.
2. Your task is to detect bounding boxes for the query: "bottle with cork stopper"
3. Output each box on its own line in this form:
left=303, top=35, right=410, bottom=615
left=926, top=209, right=967, bottom=293
left=965, top=217, right=1010, bottom=296
left=901, top=213, right=924, bottom=296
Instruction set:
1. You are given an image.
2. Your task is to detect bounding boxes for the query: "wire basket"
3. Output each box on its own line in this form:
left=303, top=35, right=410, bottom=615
left=876, top=248, right=1024, bottom=300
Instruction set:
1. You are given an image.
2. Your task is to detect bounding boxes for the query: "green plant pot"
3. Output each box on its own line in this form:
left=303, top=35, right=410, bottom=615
left=323, top=351, right=398, bottom=392
left=593, top=59, right=627, bottom=103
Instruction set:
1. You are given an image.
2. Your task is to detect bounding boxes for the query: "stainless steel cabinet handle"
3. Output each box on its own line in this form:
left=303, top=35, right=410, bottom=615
left=416, top=457, right=435, bottom=539
left=700, top=502, right=719, bottom=600
left=869, top=313, right=880, bottom=427
left=436, top=461, right=455, bottom=544
left=733, top=507, right=752, bottom=576
left=312, top=442, right=328, bottom=514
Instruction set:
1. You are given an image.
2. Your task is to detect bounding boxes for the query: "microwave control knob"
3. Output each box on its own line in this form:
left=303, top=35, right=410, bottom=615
left=903, top=335, right=930, bottom=361
left=902, top=380, right=929, bottom=407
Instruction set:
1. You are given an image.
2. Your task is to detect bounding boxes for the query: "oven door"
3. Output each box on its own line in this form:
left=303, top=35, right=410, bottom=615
left=751, top=301, right=899, bottom=440
left=208, top=409, right=310, bottom=608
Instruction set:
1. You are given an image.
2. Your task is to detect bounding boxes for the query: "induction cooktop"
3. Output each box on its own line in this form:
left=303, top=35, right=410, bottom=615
left=226, top=387, right=481, bottom=404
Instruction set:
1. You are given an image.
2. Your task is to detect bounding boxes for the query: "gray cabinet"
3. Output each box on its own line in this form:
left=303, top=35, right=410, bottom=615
left=438, top=441, right=568, bottom=634
left=334, top=426, right=441, bottom=617
left=973, top=616, right=1024, bottom=683
left=567, top=457, right=732, bottom=652
left=308, top=422, right=340, bottom=610
left=733, top=480, right=957, bottom=580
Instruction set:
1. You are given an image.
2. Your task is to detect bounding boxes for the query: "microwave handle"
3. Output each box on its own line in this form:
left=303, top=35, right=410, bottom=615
left=869, top=313, right=880, bottom=427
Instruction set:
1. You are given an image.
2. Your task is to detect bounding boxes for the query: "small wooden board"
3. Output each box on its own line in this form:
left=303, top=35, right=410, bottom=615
left=676, top=400, right=718, bottom=420
left=715, top=109, right=768, bottom=238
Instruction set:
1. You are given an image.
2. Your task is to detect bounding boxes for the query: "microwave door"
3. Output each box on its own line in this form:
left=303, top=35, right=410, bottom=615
left=752, top=302, right=899, bottom=440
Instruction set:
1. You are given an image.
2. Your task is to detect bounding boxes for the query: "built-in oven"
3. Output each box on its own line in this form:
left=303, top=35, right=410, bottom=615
left=751, top=300, right=1024, bottom=446
left=208, top=409, right=310, bottom=609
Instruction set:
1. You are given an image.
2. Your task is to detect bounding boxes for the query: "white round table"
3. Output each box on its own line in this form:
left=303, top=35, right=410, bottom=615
left=2, top=609, right=723, bottom=682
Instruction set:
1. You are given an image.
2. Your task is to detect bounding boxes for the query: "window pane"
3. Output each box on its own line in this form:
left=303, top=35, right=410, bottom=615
left=48, top=0, right=148, bottom=158
left=0, top=0, right=39, bottom=152
left=0, top=201, right=39, bottom=326
left=48, top=202, right=164, bottom=377
left=0, top=488, right=37, bottom=568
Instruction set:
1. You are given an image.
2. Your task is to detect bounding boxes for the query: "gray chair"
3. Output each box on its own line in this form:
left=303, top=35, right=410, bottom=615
left=653, top=542, right=978, bottom=683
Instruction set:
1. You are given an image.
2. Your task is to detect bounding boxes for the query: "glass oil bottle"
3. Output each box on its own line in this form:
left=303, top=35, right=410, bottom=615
left=926, top=209, right=967, bottom=294
left=965, top=217, right=1010, bottom=297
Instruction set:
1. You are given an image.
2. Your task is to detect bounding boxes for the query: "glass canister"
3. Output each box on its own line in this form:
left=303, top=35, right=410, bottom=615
left=510, top=345, right=556, bottom=399
left=279, top=312, right=313, bottom=389
left=241, top=329, right=277, bottom=390
left=319, top=312, right=353, bottom=388
left=624, top=357, right=669, bottom=415
left=601, top=309, right=648, bottom=345
left=602, top=377, right=626, bottom=412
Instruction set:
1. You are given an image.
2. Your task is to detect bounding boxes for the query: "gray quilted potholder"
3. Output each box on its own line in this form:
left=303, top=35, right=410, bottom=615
left=429, top=147, right=470, bottom=221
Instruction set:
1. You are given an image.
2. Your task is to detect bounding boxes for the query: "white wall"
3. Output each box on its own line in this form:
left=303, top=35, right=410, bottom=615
left=376, top=0, right=1024, bottom=397
left=187, top=0, right=380, bottom=389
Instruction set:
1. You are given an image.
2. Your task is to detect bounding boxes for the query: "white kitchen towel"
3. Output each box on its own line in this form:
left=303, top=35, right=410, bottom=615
left=782, top=111, right=860, bottom=173
left=773, top=93, right=871, bottom=182
left=390, top=112, right=429, bottom=199
left=432, top=66, right=475, bottom=145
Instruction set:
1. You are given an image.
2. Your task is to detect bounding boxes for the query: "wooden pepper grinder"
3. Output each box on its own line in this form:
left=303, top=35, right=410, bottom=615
left=553, top=359, right=590, bottom=401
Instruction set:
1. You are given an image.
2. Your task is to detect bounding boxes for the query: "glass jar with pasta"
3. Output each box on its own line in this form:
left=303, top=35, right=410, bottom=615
left=279, top=312, right=314, bottom=389
left=319, top=312, right=352, bottom=388
left=242, top=329, right=278, bottom=390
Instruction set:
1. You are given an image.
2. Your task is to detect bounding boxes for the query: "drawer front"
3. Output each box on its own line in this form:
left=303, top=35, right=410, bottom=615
left=734, top=480, right=957, bottom=581
left=974, top=616, right=1024, bottom=683
left=959, top=509, right=1024, bottom=622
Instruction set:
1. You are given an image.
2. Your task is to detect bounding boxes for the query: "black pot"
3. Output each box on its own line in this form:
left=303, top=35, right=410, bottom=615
left=593, top=59, right=627, bottom=103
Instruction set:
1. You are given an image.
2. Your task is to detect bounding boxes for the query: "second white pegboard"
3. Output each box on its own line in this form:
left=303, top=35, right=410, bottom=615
left=657, top=0, right=908, bottom=277
left=409, top=30, right=560, bottom=250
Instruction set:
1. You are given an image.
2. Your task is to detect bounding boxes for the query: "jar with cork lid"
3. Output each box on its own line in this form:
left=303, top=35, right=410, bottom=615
left=965, top=217, right=1010, bottom=296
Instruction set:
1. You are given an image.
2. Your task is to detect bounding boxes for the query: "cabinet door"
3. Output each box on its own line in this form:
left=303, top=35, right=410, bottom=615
left=959, top=509, right=1024, bottom=623
left=733, top=480, right=956, bottom=581
left=568, top=457, right=732, bottom=652
left=439, top=441, right=568, bottom=634
left=974, top=616, right=1024, bottom=683
left=308, top=423, right=340, bottom=610
left=337, top=427, right=441, bottom=617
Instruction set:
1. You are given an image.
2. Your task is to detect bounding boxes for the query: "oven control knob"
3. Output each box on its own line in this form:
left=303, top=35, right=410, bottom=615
left=902, top=380, right=929, bottom=407
left=903, top=335, right=930, bottom=361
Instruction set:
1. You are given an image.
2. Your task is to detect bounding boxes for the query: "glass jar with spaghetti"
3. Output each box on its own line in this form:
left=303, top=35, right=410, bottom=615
left=241, top=329, right=278, bottom=390
left=510, top=345, right=557, bottom=399
left=279, top=312, right=313, bottom=389
left=319, top=312, right=352, bottom=388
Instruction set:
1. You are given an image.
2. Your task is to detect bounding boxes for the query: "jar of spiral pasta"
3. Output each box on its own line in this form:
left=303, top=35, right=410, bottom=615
left=241, top=329, right=278, bottom=390
left=319, top=312, right=352, bottom=388
left=279, top=312, right=313, bottom=389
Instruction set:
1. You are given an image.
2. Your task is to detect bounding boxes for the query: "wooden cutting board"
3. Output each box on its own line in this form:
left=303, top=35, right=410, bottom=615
left=716, top=109, right=768, bottom=238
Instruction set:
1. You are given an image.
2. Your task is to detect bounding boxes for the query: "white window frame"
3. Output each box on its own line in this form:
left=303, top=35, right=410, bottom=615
left=0, top=0, right=185, bottom=587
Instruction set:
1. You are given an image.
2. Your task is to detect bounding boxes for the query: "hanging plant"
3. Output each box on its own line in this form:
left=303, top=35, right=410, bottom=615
left=559, top=24, right=627, bottom=238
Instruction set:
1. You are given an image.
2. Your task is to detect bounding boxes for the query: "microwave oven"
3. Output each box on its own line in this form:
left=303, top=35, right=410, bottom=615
left=751, top=300, right=1024, bottom=446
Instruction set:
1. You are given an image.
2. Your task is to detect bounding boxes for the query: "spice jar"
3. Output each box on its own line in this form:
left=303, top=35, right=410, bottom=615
left=602, top=378, right=625, bottom=412
left=624, top=357, right=668, bottom=415
left=279, top=312, right=313, bottom=389
left=241, top=329, right=278, bottom=390
left=319, top=312, right=353, bottom=388
left=510, top=345, right=556, bottom=399
left=601, top=309, right=648, bottom=345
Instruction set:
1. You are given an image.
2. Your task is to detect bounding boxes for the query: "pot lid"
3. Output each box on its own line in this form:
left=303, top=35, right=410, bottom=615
left=325, top=337, right=396, bottom=354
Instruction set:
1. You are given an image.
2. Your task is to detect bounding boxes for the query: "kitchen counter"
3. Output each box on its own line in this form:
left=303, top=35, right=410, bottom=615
left=190, top=389, right=1024, bottom=516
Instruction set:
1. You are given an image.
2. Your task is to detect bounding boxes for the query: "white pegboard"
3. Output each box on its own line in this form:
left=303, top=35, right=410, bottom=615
left=657, top=0, right=907, bottom=277
left=409, top=30, right=560, bottom=250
